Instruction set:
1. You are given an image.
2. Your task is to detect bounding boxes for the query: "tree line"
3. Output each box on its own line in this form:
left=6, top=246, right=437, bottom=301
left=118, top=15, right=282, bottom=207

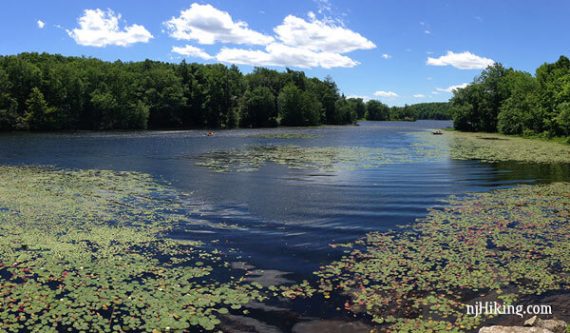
left=450, top=56, right=570, bottom=139
left=362, top=100, right=451, bottom=121
left=0, top=53, right=360, bottom=131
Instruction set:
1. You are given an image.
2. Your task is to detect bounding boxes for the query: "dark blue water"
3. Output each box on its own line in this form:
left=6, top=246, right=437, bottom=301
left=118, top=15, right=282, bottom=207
left=1, top=120, right=567, bottom=279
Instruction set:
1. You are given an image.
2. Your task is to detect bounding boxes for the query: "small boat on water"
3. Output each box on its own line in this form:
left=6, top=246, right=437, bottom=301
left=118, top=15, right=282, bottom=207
left=207, top=131, right=215, bottom=137
left=432, top=130, right=443, bottom=135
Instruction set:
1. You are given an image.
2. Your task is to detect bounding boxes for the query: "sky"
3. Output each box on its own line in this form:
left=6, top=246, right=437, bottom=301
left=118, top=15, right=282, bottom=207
left=1, top=0, right=570, bottom=106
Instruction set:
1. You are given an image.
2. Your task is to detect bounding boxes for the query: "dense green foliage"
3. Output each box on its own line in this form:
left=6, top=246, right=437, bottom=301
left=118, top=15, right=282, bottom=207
left=365, top=100, right=391, bottom=120
left=450, top=56, right=570, bottom=138
left=0, top=53, right=360, bottom=131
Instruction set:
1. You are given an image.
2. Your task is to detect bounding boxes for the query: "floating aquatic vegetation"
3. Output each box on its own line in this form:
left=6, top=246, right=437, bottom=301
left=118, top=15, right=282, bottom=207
left=0, top=166, right=264, bottom=332
left=195, top=144, right=443, bottom=173
left=412, top=131, right=570, bottom=164
left=246, top=133, right=319, bottom=139
left=286, top=182, right=570, bottom=332
left=200, top=131, right=570, bottom=174
left=196, top=145, right=388, bottom=172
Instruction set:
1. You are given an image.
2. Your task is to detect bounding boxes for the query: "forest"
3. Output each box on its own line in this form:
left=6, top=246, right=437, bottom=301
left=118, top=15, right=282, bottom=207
left=450, top=55, right=570, bottom=139
left=0, top=53, right=448, bottom=131
left=0, top=53, right=360, bottom=130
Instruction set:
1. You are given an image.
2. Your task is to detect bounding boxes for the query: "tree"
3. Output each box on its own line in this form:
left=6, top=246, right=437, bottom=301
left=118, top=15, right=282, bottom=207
left=240, top=87, right=277, bottom=128
left=0, top=68, right=22, bottom=130
left=536, top=56, right=570, bottom=136
left=347, top=98, right=366, bottom=119
left=24, top=87, right=55, bottom=130
left=140, top=64, right=186, bottom=129
left=335, top=97, right=356, bottom=124
left=555, top=102, right=570, bottom=136
left=497, top=71, right=541, bottom=135
left=389, top=102, right=451, bottom=120
left=0, top=52, right=372, bottom=131
left=451, top=57, right=570, bottom=138
left=450, top=63, right=512, bottom=132
left=278, top=83, right=305, bottom=126
left=278, top=83, right=322, bottom=126
left=450, top=81, right=487, bottom=131
left=475, top=63, right=511, bottom=132
left=301, top=91, right=322, bottom=126
left=365, top=100, right=390, bottom=121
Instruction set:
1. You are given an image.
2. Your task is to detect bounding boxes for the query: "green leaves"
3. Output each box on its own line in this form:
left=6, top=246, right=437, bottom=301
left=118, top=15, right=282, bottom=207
left=0, top=166, right=264, bottom=332
left=412, top=130, right=570, bottom=164
left=289, top=182, right=570, bottom=332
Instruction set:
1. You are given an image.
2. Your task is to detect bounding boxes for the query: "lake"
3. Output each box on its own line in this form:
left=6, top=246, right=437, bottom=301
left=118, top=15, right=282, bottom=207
left=3, top=120, right=570, bottom=331
left=1, top=120, right=566, bottom=282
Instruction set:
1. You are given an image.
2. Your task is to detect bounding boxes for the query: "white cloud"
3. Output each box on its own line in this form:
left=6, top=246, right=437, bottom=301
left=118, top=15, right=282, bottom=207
left=67, top=9, right=153, bottom=47
left=374, top=90, right=399, bottom=98
left=427, top=51, right=494, bottom=70
left=274, top=14, right=375, bottom=54
left=424, top=29, right=431, bottom=34
left=313, top=0, right=332, bottom=14
left=166, top=4, right=375, bottom=69
left=413, top=94, right=426, bottom=98
left=164, top=3, right=274, bottom=45
left=216, top=43, right=358, bottom=68
left=436, top=83, right=469, bottom=93
left=172, top=45, right=213, bottom=60
left=382, top=53, right=391, bottom=59
left=215, top=13, right=374, bottom=68
left=37, top=20, right=45, bottom=29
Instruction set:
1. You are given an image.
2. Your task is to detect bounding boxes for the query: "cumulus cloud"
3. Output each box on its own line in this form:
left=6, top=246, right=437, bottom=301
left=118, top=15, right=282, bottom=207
left=374, top=90, right=399, bottom=98
left=37, top=20, right=45, bottom=29
left=273, top=14, right=375, bottom=54
left=67, top=9, right=153, bottom=47
left=382, top=53, right=391, bottom=59
left=166, top=4, right=375, bottom=69
left=216, top=43, right=358, bottom=68
left=172, top=45, right=213, bottom=60
left=427, top=51, right=494, bottom=70
left=164, top=3, right=274, bottom=45
left=436, top=83, right=469, bottom=93
left=413, top=94, right=426, bottom=98
left=214, top=13, right=374, bottom=68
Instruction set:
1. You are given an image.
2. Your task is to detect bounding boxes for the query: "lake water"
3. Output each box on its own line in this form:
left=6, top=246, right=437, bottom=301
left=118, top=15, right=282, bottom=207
left=0, top=120, right=567, bottom=280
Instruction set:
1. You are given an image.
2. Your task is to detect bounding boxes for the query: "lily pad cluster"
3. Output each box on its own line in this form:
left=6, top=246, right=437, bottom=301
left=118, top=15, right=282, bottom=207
left=289, top=182, right=570, bottom=332
left=198, top=129, right=570, bottom=174
left=195, top=144, right=442, bottom=173
left=413, top=131, right=570, bottom=164
left=245, top=133, right=319, bottom=139
left=0, top=166, right=264, bottom=332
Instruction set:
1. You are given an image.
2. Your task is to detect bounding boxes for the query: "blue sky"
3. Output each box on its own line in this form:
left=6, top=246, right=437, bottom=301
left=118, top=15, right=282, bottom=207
left=1, top=0, right=569, bottom=106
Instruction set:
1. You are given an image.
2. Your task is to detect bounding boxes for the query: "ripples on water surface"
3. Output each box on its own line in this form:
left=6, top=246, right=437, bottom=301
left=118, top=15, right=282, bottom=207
left=0, top=120, right=568, bottom=277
